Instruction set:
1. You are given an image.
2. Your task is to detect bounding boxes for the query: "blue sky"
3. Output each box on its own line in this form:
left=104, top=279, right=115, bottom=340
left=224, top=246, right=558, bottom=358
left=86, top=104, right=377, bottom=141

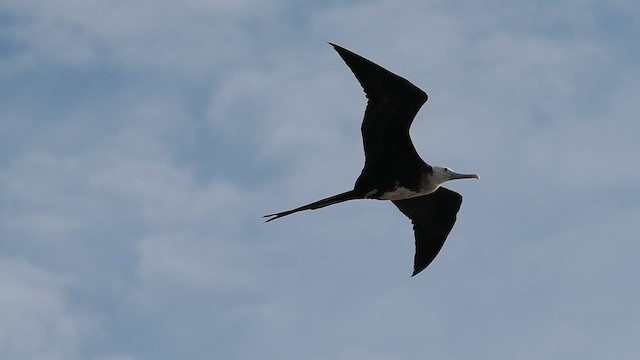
left=1, top=1, right=639, bottom=359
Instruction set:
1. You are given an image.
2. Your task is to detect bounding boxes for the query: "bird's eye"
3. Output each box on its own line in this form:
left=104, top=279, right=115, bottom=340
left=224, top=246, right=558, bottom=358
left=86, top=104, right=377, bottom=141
left=445, top=168, right=450, bottom=172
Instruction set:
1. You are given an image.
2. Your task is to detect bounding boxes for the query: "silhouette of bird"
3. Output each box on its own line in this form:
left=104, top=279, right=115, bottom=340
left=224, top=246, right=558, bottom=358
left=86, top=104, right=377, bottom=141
left=264, top=43, right=478, bottom=276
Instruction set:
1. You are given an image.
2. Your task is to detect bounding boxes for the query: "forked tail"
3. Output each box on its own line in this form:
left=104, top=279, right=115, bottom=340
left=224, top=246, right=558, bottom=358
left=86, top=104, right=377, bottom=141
left=263, top=190, right=362, bottom=222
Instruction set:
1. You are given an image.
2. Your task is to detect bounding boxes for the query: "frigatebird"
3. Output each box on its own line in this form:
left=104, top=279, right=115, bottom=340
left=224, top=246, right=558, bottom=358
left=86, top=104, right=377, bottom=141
left=264, top=43, right=478, bottom=276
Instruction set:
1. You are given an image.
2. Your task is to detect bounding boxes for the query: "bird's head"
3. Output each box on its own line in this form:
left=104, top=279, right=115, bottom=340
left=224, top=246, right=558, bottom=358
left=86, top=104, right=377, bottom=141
left=431, top=166, right=479, bottom=185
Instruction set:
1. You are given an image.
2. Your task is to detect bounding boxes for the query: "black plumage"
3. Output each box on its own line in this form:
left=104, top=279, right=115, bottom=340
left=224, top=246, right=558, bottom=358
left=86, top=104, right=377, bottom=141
left=264, top=43, right=477, bottom=276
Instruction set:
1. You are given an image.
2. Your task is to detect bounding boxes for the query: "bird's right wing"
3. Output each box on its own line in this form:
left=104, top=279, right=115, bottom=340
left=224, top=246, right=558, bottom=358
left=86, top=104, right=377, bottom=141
left=329, top=43, right=428, bottom=169
left=392, top=187, right=463, bottom=276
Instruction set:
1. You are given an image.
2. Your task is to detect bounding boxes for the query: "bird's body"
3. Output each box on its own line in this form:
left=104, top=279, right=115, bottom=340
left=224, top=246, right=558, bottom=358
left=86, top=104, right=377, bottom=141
left=265, top=43, right=478, bottom=276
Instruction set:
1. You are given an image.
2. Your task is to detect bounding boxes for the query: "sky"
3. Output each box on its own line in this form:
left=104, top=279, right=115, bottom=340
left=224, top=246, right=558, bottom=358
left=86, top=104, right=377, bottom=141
left=1, top=0, right=639, bottom=359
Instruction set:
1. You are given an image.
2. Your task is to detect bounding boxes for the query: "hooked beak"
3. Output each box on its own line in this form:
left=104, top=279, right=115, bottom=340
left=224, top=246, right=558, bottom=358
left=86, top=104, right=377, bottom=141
left=450, top=172, right=480, bottom=180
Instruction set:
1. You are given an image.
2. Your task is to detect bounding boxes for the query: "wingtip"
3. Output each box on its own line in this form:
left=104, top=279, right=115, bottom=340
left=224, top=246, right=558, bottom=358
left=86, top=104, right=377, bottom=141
left=411, top=265, right=428, bottom=277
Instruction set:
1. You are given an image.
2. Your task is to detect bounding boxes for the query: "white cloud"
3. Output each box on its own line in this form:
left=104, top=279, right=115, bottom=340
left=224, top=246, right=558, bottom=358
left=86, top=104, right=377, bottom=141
left=3, top=0, right=288, bottom=74
left=0, top=258, right=96, bottom=360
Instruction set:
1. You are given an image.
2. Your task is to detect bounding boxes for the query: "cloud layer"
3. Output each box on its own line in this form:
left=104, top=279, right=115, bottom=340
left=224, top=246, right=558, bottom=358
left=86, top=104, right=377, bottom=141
left=1, top=1, right=639, bottom=359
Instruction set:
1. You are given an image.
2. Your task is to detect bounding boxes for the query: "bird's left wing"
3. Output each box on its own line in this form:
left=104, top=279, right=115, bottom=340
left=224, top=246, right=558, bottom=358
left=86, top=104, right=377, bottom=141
left=329, top=43, right=427, bottom=170
left=392, top=187, right=463, bottom=276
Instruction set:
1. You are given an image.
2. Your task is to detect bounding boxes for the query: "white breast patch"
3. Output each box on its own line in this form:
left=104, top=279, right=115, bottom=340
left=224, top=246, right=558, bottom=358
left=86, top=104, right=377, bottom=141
left=377, top=186, right=434, bottom=200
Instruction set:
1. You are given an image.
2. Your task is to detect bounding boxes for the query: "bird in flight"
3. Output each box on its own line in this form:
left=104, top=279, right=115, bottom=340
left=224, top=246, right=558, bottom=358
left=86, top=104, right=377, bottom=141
left=264, top=43, right=478, bottom=276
